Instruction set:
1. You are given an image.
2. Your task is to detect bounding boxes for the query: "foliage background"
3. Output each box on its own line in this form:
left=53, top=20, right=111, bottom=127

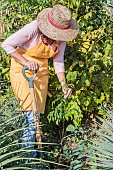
left=0, top=0, right=113, bottom=169
left=0, top=0, right=113, bottom=126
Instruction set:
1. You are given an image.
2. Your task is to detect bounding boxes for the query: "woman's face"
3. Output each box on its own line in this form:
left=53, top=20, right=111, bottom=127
left=41, top=34, right=54, bottom=45
left=39, top=29, right=59, bottom=46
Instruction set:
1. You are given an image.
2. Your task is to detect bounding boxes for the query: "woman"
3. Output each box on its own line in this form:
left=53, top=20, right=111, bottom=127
left=1, top=4, right=78, bottom=157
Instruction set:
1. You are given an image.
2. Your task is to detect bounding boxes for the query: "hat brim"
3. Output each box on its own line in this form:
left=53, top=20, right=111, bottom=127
left=37, top=8, right=78, bottom=41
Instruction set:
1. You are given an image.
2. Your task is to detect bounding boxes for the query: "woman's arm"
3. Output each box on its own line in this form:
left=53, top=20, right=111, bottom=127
left=1, top=20, right=39, bottom=70
left=1, top=20, right=38, bottom=54
left=10, top=51, right=39, bottom=70
left=56, top=72, right=72, bottom=99
left=56, top=72, right=66, bottom=87
left=53, top=42, right=72, bottom=99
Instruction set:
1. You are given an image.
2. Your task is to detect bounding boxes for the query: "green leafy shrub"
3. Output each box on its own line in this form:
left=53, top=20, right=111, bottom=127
left=59, top=125, right=92, bottom=170
left=47, top=0, right=113, bottom=126
left=1, top=0, right=113, bottom=127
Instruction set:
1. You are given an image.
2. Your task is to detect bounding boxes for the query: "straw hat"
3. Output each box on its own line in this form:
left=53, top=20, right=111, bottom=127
left=37, top=4, right=78, bottom=41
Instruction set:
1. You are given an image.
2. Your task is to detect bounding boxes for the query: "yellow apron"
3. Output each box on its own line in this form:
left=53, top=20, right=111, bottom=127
left=10, top=41, right=56, bottom=114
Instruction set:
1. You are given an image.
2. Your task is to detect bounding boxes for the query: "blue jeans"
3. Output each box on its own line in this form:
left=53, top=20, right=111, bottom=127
left=21, top=111, right=40, bottom=158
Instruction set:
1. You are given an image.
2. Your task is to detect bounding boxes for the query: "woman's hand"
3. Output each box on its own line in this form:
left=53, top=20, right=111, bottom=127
left=56, top=72, right=73, bottom=99
left=62, top=87, right=73, bottom=99
left=25, top=61, right=39, bottom=70
left=10, top=51, right=39, bottom=71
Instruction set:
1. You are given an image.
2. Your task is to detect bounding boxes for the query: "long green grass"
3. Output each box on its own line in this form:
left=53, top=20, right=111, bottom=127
left=0, top=94, right=68, bottom=169
left=88, top=104, right=113, bottom=170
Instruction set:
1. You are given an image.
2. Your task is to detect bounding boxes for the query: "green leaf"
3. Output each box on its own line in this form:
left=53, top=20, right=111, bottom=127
left=66, top=124, right=75, bottom=132
left=85, top=79, right=90, bottom=87
left=2, top=68, right=9, bottom=74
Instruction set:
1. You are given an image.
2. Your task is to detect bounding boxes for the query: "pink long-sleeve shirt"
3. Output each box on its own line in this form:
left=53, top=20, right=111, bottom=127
left=1, top=20, right=66, bottom=74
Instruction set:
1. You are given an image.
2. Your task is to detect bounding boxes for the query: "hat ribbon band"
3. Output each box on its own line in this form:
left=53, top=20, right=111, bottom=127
left=48, top=12, right=70, bottom=30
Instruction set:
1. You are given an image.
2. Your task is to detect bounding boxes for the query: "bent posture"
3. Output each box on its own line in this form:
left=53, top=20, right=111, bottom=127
left=1, top=4, right=78, bottom=157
